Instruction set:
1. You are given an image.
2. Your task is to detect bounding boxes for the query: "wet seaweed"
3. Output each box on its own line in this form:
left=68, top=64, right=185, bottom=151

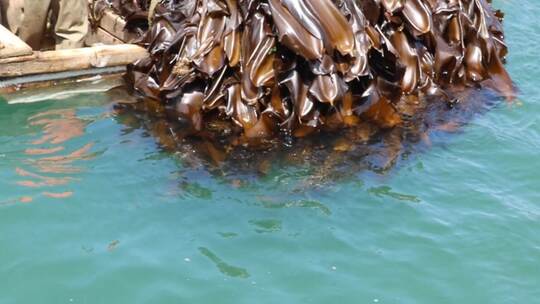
left=96, top=0, right=514, bottom=180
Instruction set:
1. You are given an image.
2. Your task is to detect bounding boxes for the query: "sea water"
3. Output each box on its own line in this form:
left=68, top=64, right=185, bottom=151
left=1, top=0, right=539, bottom=303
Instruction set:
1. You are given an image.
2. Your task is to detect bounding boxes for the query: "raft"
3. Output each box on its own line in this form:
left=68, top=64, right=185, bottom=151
left=0, top=6, right=147, bottom=97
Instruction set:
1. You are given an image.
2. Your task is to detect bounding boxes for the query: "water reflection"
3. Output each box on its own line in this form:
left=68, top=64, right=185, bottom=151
left=14, top=108, right=95, bottom=201
left=29, top=109, right=86, bottom=145
left=1, top=84, right=504, bottom=206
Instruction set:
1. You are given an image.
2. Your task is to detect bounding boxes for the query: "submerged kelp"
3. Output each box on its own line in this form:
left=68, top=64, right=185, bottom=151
left=95, top=0, right=514, bottom=174
left=112, top=85, right=500, bottom=188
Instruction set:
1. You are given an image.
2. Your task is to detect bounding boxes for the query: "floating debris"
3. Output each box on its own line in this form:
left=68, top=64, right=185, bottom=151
left=107, top=239, right=120, bottom=251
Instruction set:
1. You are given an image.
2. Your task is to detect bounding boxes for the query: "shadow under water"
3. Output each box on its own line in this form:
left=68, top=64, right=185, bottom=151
left=112, top=85, right=506, bottom=189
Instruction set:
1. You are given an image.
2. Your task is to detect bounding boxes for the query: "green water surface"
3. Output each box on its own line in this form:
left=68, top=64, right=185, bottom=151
left=1, top=1, right=539, bottom=303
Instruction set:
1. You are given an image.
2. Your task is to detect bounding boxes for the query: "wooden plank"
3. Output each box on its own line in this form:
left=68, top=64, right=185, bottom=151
left=88, top=0, right=139, bottom=42
left=86, top=27, right=124, bottom=46
left=0, top=53, right=37, bottom=64
left=98, top=9, right=139, bottom=42
left=0, top=25, right=33, bottom=59
left=0, top=44, right=149, bottom=77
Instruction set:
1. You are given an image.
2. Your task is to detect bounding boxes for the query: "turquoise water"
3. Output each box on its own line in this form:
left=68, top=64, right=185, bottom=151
left=1, top=0, right=539, bottom=302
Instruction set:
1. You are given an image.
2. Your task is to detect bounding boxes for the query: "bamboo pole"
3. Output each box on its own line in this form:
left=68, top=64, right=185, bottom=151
left=0, top=44, right=149, bottom=78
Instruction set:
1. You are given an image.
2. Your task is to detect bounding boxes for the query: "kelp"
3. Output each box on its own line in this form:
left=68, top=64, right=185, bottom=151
left=94, top=0, right=514, bottom=168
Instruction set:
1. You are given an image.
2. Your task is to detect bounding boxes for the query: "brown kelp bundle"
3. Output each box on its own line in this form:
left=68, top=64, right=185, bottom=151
left=98, top=0, right=514, bottom=144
